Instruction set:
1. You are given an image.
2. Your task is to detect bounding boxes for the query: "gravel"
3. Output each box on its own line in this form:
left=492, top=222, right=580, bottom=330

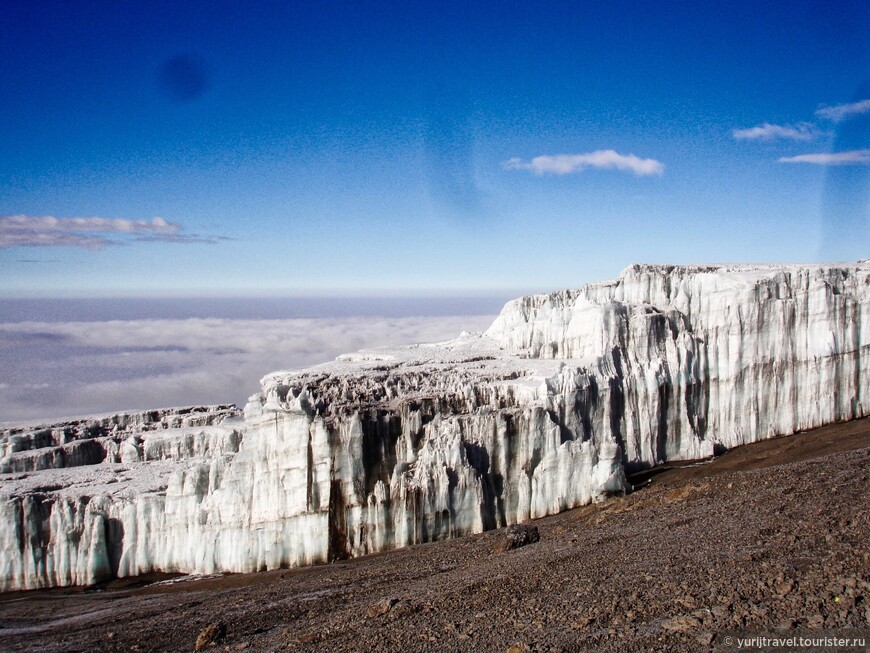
left=1, top=418, right=868, bottom=653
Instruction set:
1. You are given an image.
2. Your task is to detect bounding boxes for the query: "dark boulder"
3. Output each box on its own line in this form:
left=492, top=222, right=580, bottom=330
left=496, top=524, right=540, bottom=552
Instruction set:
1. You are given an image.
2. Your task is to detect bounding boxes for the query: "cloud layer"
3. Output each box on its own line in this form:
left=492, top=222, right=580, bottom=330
left=815, top=99, right=870, bottom=123
left=777, top=149, right=870, bottom=165
left=0, top=215, right=220, bottom=249
left=0, top=314, right=495, bottom=422
left=503, top=150, right=664, bottom=176
left=732, top=122, right=818, bottom=141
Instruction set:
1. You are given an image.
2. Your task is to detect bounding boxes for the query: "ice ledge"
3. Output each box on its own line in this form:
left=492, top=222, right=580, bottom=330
left=1, top=261, right=868, bottom=591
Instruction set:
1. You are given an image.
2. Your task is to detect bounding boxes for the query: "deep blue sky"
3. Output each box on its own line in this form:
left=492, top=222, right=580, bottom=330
left=1, top=0, right=868, bottom=298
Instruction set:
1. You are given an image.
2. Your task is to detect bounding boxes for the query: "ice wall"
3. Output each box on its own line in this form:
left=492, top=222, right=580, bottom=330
left=487, top=263, right=868, bottom=453
left=1, top=262, right=867, bottom=591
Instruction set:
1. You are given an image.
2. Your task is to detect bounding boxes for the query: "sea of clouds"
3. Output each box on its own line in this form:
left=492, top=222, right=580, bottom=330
left=0, top=301, right=500, bottom=423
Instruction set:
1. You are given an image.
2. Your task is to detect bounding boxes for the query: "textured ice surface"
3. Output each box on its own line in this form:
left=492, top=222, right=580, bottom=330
left=2, top=262, right=868, bottom=591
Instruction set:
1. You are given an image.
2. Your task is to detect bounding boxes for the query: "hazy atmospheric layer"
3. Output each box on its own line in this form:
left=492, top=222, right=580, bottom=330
left=0, top=262, right=867, bottom=591
left=0, top=297, right=502, bottom=422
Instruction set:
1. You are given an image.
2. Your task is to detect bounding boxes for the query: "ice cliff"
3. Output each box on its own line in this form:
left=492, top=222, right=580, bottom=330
left=2, top=262, right=868, bottom=591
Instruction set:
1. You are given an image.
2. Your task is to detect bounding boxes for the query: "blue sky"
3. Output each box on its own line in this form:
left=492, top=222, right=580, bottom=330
left=1, top=0, right=868, bottom=298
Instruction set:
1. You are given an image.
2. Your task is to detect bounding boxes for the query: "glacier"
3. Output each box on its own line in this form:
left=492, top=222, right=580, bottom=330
left=1, top=261, right=868, bottom=591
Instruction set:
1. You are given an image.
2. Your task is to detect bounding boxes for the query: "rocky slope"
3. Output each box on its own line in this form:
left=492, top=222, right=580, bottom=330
left=0, top=418, right=867, bottom=653
left=1, top=262, right=868, bottom=591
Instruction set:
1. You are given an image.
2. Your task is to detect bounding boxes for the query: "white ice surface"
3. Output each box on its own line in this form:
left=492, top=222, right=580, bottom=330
left=2, top=262, right=868, bottom=590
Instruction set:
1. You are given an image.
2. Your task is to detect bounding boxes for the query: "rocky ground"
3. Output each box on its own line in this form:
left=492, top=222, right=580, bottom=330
left=1, top=419, right=868, bottom=653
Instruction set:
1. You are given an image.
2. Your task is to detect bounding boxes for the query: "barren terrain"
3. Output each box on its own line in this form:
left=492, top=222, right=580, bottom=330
left=1, top=419, right=868, bottom=652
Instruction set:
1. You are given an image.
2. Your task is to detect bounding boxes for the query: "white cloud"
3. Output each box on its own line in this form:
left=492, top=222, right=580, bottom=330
left=815, top=99, right=870, bottom=122
left=503, top=150, right=664, bottom=176
left=1, top=231, right=116, bottom=249
left=777, top=149, right=870, bottom=165
left=0, top=314, right=496, bottom=422
left=4, top=215, right=178, bottom=233
left=732, top=122, right=818, bottom=141
left=0, top=215, right=219, bottom=249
